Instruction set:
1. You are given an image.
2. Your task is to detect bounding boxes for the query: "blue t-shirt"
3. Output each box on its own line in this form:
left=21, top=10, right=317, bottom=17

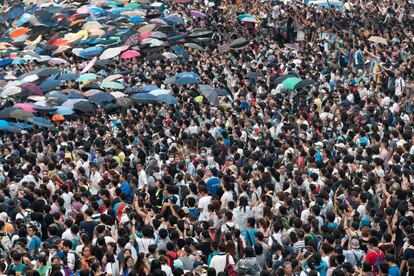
left=388, top=265, right=400, bottom=276
left=29, top=236, right=41, bottom=257
left=243, top=229, right=257, bottom=247
left=120, top=181, right=132, bottom=203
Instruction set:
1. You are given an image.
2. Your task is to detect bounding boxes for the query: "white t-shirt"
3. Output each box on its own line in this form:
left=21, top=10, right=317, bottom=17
left=198, top=195, right=212, bottom=221
left=395, top=77, right=405, bottom=96
left=209, top=254, right=234, bottom=273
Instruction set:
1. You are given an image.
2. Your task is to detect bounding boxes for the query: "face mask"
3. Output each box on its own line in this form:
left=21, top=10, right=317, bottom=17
left=185, top=159, right=190, bottom=163
left=200, top=153, right=206, bottom=158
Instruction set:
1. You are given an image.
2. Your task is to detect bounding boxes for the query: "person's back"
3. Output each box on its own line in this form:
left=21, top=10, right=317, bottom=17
left=209, top=253, right=232, bottom=273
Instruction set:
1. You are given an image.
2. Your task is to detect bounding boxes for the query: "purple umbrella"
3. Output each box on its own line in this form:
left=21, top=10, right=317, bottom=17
left=190, top=10, right=206, bottom=19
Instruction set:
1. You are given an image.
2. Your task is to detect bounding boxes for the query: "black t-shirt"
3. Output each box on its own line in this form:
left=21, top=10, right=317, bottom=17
left=197, top=241, right=212, bottom=261
left=79, top=220, right=98, bottom=240
left=403, top=247, right=414, bottom=261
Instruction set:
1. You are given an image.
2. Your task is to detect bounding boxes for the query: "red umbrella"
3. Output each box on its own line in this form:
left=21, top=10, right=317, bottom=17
left=21, top=83, right=43, bottom=96
left=120, top=50, right=141, bottom=59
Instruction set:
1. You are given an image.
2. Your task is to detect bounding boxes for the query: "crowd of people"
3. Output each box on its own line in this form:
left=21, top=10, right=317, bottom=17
left=0, top=0, right=414, bottom=275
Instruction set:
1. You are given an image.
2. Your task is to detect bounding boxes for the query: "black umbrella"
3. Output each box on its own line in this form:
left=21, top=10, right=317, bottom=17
left=0, top=107, right=16, bottom=119
left=103, top=103, right=122, bottom=114
left=295, top=79, right=316, bottom=90
left=188, top=30, right=212, bottom=38
left=274, top=75, right=297, bottom=85
left=73, top=101, right=96, bottom=113
left=215, top=88, right=232, bottom=97
left=90, top=92, right=115, bottom=106
left=146, top=53, right=166, bottom=61
left=230, top=38, right=249, bottom=48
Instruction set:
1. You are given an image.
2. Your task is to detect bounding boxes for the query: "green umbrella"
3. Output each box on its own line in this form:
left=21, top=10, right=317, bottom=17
left=282, top=77, right=302, bottom=90
left=100, top=81, right=124, bottom=90
left=124, top=2, right=140, bottom=8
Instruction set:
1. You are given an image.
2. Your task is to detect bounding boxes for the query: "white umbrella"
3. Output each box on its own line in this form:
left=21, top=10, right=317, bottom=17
left=110, top=91, right=126, bottom=98
left=100, top=46, right=123, bottom=60
left=149, top=89, right=170, bottom=96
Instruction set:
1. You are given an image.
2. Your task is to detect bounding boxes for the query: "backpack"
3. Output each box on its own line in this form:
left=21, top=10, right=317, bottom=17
left=353, top=251, right=363, bottom=267
left=225, top=255, right=237, bottom=276
left=19, top=210, right=32, bottom=227
left=68, top=251, right=82, bottom=272
left=166, top=251, right=178, bottom=267
left=372, top=250, right=383, bottom=273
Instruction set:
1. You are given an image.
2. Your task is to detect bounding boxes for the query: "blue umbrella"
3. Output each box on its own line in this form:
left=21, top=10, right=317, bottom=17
left=144, top=85, right=159, bottom=92
left=163, top=15, right=184, bottom=25
left=7, top=4, right=25, bottom=21
left=0, top=120, right=10, bottom=130
left=76, top=73, right=97, bottom=82
left=171, top=45, right=189, bottom=59
left=156, top=94, right=178, bottom=105
left=68, top=93, right=85, bottom=99
left=59, top=73, right=78, bottom=81
left=40, top=79, right=61, bottom=92
left=129, top=16, right=144, bottom=23
left=51, top=106, right=74, bottom=115
left=31, top=104, right=58, bottom=112
left=176, top=72, right=199, bottom=79
left=79, top=46, right=104, bottom=59
left=0, top=59, right=13, bottom=68
left=175, top=76, right=200, bottom=86
left=46, top=91, right=68, bottom=105
left=130, top=93, right=156, bottom=103
left=90, top=92, right=115, bottom=106
left=89, top=7, right=108, bottom=15
left=26, top=116, right=53, bottom=128
left=168, top=33, right=188, bottom=42
left=9, top=122, right=34, bottom=129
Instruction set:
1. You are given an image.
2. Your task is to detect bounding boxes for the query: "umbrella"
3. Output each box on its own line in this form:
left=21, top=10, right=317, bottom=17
left=191, top=10, right=206, bottom=19
left=1, top=86, right=21, bottom=97
left=39, top=79, right=61, bottom=92
left=51, top=106, right=74, bottom=115
left=68, top=93, right=85, bottom=99
left=31, top=104, right=58, bottom=113
left=295, top=79, right=316, bottom=90
left=162, top=52, right=178, bottom=60
left=101, top=81, right=124, bottom=90
left=171, top=45, right=189, bottom=59
left=73, top=101, right=96, bottom=113
left=184, top=43, right=205, bottom=51
left=21, top=83, right=43, bottom=96
left=130, top=93, right=157, bottom=103
left=110, top=92, right=126, bottom=98
left=58, top=72, right=79, bottom=81
left=10, top=27, right=30, bottom=39
left=13, top=103, right=36, bottom=113
left=103, top=74, right=123, bottom=83
left=84, top=89, right=103, bottom=97
left=284, top=43, right=301, bottom=52
left=156, top=94, right=178, bottom=105
left=76, top=73, right=97, bottom=82
left=0, top=120, right=11, bottom=130
left=0, top=107, right=15, bottom=119
left=176, top=72, right=200, bottom=79
left=215, top=88, right=232, bottom=97
left=120, top=50, right=141, bottom=59
left=246, top=72, right=265, bottom=80
left=199, top=85, right=218, bottom=105
left=26, top=116, right=53, bottom=128
left=46, top=91, right=68, bottom=105
left=79, top=46, right=104, bottom=58
left=188, top=30, right=212, bottom=38
left=7, top=4, right=25, bottom=20
left=81, top=56, right=97, bottom=74
left=48, top=58, right=69, bottom=65
left=90, top=92, right=115, bottom=106
left=100, top=46, right=123, bottom=60
left=175, top=77, right=200, bottom=85
left=151, top=31, right=168, bottom=39
left=144, top=85, right=159, bottom=92
left=116, top=97, right=134, bottom=106
left=275, top=75, right=297, bottom=85
left=10, top=109, right=33, bottom=120
left=125, top=33, right=141, bottom=46
left=230, top=38, right=249, bottom=48
left=146, top=53, right=166, bottom=61
left=0, top=59, right=13, bottom=68
left=368, top=36, right=388, bottom=45
left=282, top=77, right=302, bottom=90
left=241, top=17, right=257, bottom=23
left=52, top=114, right=65, bottom=121
left=163, top=15, right=184, bottom=25
left=138, top=24, right=157, bottom=33
left=149, top=89, right=170, bottom=96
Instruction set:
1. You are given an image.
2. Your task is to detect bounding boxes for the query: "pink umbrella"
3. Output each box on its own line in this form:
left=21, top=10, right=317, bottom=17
left=191, top=10, right=206, bottom=19
left=14, top=103, right=36, bottom=113
left=21, top=83, right=43, bottom=96
left=140, top=32, right=151, bottom=40
left=120, top=50, right=141, bottom=59
left=81, top=56, right=97, bottom=74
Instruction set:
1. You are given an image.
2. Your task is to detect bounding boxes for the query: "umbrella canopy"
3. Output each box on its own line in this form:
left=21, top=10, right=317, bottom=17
left=73, top=101, right=96, bottom=113
left=81, top=56, right=97, bottom=74
left=190, top=10, right=206, bottom=19
left=149, top=89, right=170, bottom=96
left=230, top=38, right=249, bottom=48
left=39, top=79, right=61, bottom=92
left=175, top=76, right=200, bottom=85
left=31, top=104, right=58, bottom=113
left=110, top=92, right=126, bottom=98
left=199, top=85, right=218, bottom=105
left=79, top=46, right=104, bottom=58
left=120, top=50, right=141, bottom=59
left=90, top=92, right=115, bottom=106
left=101, top=81, right=124, bottom=90
left=51, top=106, right=74, bottom=115
left=130, top=93, right=157, bottom=103
left=46, top=91, right=68, bottom=105
left=1, top=86, right=22, bottom=97
left=184, top=43, right=205, bottom=51
left=0, top=120, right=11, bottom=130
left=284, top=43, right=302, bottom=51
left=295, top=79, right=316, bottom=90
left=76, top=73, right=98, bottom=82
left=59, top=73, right=79, bottom=81
left=52, top=114, right=65, bottom=121
left=156, top=94, right=178, bottom=105
left=0, top=107, right=16, bottom=119
left=26, top=116, right=53, bottom=128
left=13, top=103, right=36, bottom=113
left=116, top=97, right=135, bottom=107
left=100, top=46, right=123, bottom=60
left=171, top=45, right=189, bottom=58
left=368, top=36, right=388, bottom=45
left=275, top=74, right=297, bottom=85
left=21, top=83, right=43, bottom=96
left=10, top=109, right=33, bottom=120
left=282, top=77, right=302, bottom=90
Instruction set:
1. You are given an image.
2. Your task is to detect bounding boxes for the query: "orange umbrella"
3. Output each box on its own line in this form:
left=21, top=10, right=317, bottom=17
left=52, top=114, right=65, bottom=121
left=10, top=27, right=29, bottom=39
left=70, top=19, right=85, bottom=27
left=50, top=39, right=68, bottom=47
